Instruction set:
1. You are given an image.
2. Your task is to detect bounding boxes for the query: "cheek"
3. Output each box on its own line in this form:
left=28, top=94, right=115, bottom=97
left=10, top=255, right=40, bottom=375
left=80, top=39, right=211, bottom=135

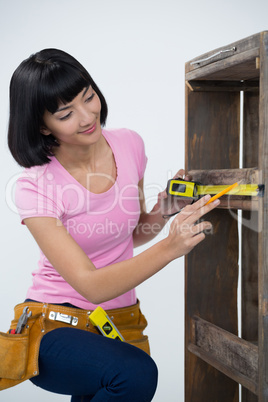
left=51, top=121, right=77, bottom=138
left=93, top=95, right=102, bottom=114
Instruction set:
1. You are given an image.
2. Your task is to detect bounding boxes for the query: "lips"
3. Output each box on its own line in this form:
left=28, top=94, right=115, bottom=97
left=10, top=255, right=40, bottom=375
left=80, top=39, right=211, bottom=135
left=79, top=123, right=96, bottom=134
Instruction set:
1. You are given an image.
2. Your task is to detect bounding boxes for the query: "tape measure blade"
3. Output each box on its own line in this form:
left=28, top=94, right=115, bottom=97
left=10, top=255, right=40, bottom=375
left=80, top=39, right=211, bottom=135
left=196, top=184, right=259, bottom=196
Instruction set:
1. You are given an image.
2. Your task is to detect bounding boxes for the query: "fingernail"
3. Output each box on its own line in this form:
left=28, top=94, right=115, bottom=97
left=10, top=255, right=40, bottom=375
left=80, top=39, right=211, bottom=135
left=204, top=195, right=211, bottom=201
left=213, top=199, right=220, bottom=205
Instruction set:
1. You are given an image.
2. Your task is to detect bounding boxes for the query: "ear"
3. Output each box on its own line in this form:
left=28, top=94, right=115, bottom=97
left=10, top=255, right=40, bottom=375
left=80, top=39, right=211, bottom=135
left=40, top=126, right=52, bottom=136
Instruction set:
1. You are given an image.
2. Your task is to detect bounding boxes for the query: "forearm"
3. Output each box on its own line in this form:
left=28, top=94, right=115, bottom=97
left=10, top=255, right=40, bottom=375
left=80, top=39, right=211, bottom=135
left=132, top=207, right=169, bottom=247
left=80, top=238, right=172, bottom=304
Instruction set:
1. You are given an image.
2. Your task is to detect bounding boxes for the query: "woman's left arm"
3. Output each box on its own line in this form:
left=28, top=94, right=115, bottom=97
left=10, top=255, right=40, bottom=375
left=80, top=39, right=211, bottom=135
left=133, top=169, right=191, bottom=247
left=132, top=177, right=167, bottom=247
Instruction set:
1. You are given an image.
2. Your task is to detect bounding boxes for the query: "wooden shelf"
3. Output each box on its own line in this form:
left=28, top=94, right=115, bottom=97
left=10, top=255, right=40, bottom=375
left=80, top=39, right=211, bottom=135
left=185, top=33, right=264, bottom=81
left=186, top=80, right=259, bottom=92
left=184, top=31, right=268, bottom=402
left=188, top=168, right=261, bottom=210
left=188, top=316, right=258, bottom=395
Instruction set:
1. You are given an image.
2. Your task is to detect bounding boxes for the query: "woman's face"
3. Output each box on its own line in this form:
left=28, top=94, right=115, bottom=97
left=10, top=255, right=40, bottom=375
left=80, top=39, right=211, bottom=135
left=41, top=86, right=102, bottom=147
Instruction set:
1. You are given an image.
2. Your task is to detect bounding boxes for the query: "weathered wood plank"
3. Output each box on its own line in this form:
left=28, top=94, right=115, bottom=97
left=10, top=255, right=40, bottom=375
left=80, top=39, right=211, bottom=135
left=186, top=33, right=262, bottom=73
left=186, top=80, right=259, bottom=92
left=186, top=48, right=259, bottom=81
left=242, top=88, right=259, bottom=402
left=258, top=30, right=268, bottom=402
left=188, top=343, right=257, bottom=396
left=185, top=87, right=240, bottom=401
left=215, top=199, right=258, bottom=211
left=241, top=209, right=259, bottom=338
left=185, top=92, right=240, bottom=171
left=187, top=168, right=261, bottom=210
left=189, top=316, right=258, bottom=394
left=188, top=168, right=260, bottom=185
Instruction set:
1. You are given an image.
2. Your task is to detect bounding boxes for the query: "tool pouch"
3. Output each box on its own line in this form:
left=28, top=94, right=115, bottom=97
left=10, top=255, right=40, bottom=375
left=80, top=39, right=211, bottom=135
left=0, top=332, right=29, bottom=380
left=0, top=311, right=44, bottom=391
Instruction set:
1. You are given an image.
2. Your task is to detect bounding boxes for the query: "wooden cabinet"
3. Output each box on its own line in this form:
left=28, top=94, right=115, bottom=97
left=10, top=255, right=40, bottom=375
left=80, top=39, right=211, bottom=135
left=184, top=32, right=268, bottom=401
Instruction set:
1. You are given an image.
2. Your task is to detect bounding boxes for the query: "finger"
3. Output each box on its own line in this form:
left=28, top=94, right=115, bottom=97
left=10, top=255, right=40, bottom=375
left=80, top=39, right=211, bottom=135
left=177, top=195, right=210, bottom=219
left=179, top=195, right=219, bottom=223
left=158, top=189, right=167, bottom=200
left=189, top=232, right=206, bottom=248
left=173, top=169, right=192, bottom=181
left=173, top=169, right=185, bottom=179
left=173, top=219, right=212, bottom=237
left=187, top=198, right=220, bottom=226
left=191, top=221, right=212, bottom=236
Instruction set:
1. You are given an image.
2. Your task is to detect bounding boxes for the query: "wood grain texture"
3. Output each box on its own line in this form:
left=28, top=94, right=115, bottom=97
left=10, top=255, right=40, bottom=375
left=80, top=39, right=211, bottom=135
left=185, top=91, right=240, bottom=171
left=186, top=80, right=259, bottom=92
left=185, top=86, right=240, bottom=401
left=188, top=168, right=259, bottom=184
left=188, top=168, right=260, bottom=210
left=258, top=31, right=268, bottom=402
left=184, top=32, right=268, bottom=401
left=185, top=33, right=263, bottom=81
left=242, top=90, right=259, bottom=402
left=189, top=316, right=258, bottom=394
left=186, top=49, right=259, bottom=81
left=186, top=33, right=263, bottom=74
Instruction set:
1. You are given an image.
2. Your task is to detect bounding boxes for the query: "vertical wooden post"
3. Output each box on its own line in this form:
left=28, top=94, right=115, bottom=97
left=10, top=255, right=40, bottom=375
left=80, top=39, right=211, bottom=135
left=185, top=90, right=240, bottom=401
left=242, top=91, right=259, bottom=402
left=258, top=31, right=268, bottom=402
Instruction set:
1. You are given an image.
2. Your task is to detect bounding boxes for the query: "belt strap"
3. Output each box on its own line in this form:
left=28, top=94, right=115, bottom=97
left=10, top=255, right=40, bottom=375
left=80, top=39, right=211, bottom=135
left=13, top=300, right=145, bottom=336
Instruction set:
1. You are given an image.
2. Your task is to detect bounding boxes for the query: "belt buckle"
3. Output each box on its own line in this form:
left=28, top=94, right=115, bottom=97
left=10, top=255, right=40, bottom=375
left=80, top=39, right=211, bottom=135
left=49, top=311, right=78, bottom=326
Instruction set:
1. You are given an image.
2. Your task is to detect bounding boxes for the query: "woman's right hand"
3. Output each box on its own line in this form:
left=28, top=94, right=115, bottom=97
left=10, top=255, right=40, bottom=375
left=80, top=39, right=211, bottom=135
left=165, top=194, right=220, bottom=261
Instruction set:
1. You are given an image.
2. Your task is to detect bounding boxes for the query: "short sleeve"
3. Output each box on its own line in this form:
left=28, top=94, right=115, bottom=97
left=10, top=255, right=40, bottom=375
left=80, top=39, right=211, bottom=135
left=15, top=168, right=63, bottom=224
left=128, top=130, right=148, bottom=180
left=137, top=134, right=148, bottom=180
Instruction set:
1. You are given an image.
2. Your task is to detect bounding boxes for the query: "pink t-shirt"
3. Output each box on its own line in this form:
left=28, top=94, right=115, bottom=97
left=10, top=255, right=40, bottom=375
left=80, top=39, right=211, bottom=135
left=15, top=128, right=147, bottom=310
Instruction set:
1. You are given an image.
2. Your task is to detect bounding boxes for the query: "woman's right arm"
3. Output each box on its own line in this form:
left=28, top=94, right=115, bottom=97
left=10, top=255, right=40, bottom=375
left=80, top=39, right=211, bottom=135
left=24, top=195, right=219, bottom=304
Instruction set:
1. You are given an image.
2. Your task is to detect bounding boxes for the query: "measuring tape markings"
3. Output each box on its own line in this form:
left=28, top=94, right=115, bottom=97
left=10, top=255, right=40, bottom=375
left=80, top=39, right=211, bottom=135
left=167, top=179, right=264, bottom=200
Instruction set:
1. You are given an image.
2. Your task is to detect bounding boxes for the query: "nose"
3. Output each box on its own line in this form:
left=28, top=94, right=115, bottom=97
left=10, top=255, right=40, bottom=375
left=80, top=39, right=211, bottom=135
left=79, top=105, right=95, bottom=128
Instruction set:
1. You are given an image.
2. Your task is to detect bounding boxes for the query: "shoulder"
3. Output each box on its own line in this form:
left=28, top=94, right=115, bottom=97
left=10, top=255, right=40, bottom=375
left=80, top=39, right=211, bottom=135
left=102, top=128, right=145, bottom=151
left=16, top=158, right=58, bottom=193
left=17, top=164, right=48, bottom=187
left=15, top=158, right=63, bottom=222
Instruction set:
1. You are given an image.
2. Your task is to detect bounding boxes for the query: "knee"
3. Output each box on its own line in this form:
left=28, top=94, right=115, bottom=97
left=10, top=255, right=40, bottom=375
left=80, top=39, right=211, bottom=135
left=138, top=354, right=158, bottom=401
left=111, top=349, right=158, bottom=401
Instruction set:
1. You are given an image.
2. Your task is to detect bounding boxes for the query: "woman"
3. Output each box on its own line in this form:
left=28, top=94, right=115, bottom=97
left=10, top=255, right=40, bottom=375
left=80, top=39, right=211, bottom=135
left=6, top=48, right=219, bottom=401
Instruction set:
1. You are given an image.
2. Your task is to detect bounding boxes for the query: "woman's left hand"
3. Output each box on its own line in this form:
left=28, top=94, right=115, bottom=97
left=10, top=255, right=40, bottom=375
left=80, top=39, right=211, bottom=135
left=154, top=169, right=193, bottom=218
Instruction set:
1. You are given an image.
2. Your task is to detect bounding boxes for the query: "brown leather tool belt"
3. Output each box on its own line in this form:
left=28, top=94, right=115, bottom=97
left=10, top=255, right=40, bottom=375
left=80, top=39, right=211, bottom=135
left=0, top=300, right=149, bottom=391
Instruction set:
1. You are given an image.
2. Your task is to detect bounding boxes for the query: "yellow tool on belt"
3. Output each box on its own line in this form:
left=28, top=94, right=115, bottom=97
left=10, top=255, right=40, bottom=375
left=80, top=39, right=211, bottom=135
left=88, top=306, right=125, bottom=341
left=166, top=178, right=264, bottom=201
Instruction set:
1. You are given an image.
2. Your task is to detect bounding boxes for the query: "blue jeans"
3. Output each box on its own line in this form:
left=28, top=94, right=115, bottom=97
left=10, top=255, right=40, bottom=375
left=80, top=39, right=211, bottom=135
left=30, top=327, right=158, bottom=401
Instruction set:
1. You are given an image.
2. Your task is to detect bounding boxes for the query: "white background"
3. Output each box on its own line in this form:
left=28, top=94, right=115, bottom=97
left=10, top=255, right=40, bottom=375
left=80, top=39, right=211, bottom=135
left=0, top=1, right=267, bottom=401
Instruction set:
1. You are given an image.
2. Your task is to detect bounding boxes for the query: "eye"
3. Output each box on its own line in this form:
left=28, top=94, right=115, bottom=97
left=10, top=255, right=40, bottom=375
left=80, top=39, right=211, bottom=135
left=85, top=93, right=95, bottom=103
left=59, top=112, right=72, bottom=121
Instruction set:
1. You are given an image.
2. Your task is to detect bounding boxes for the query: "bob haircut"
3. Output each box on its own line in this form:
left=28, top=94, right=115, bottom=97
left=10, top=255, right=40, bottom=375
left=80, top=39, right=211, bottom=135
left=8, top=48, right=108, bottom=168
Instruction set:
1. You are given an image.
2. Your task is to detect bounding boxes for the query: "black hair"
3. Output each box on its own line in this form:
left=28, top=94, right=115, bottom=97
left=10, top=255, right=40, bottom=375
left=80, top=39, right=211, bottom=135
left=8, top=48, right=108, bottom=167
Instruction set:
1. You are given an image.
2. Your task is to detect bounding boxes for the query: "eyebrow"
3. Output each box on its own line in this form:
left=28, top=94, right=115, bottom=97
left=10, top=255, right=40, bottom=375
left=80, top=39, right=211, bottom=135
left=55, top=85, right=90, bottom=113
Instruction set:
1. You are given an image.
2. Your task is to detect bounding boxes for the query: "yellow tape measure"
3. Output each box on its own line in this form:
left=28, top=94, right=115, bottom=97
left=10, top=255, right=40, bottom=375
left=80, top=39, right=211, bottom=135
left=167, top=179, right=264, bottom=200
left=88, top=306, right=125, bottom=341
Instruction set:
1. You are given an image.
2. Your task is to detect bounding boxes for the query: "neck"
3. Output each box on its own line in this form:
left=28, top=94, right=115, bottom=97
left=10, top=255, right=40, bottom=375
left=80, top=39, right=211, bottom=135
left=53, top=134, right=109, bottom=172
